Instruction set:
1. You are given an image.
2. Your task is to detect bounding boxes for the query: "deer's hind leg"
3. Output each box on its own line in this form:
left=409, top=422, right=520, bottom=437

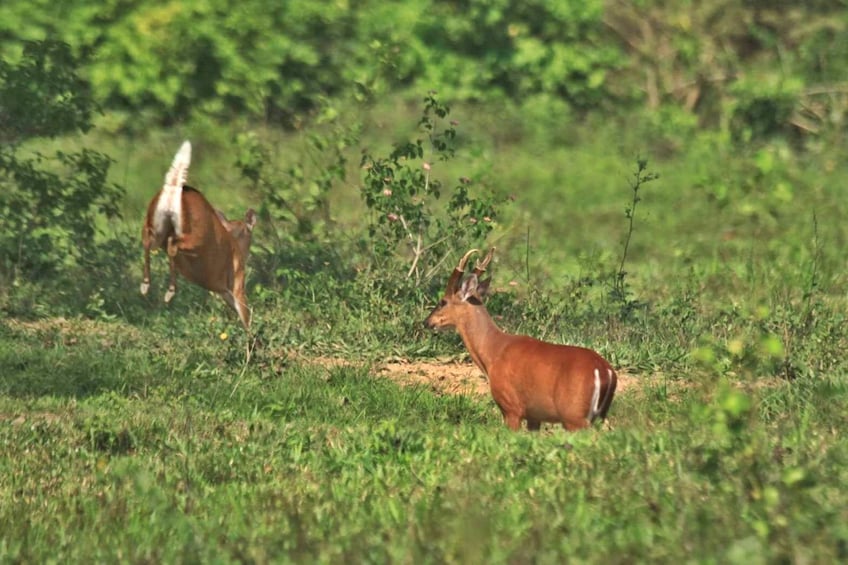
left=164, top=235, right=180, bottom=303
left=141, top=225, right=154, bottom=296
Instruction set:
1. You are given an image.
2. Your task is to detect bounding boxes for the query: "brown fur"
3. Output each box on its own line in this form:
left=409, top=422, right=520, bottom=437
left=141, top=185, right=256, bottom=329
left=424, top=248, right=617, bottom=431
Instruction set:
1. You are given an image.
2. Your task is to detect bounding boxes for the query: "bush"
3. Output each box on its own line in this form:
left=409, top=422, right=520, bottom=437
left=0, top=40, right=125, bottom=315
left=360, top=93, right=506, bottom=287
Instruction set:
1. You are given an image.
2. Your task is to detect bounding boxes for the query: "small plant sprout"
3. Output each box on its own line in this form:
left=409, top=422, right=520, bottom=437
left=609, top=156, right=659, bottom=315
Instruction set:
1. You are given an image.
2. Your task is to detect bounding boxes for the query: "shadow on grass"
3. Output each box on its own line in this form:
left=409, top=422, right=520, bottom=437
left=0, top=341, right=166, bottom=399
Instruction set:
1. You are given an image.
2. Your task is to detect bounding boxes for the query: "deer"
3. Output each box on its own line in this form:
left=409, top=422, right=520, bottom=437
left=424, top=248, right=617, bottom=432
left=140, top=140, right=257, bottom=329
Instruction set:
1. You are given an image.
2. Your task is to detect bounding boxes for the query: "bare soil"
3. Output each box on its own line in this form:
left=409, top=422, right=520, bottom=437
left=378, top=358, right=640, bottom=396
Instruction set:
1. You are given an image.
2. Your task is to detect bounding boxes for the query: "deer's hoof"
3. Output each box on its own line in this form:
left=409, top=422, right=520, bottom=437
left=140, top=281, right=149, bottom=296
left=164, top=288, right=175, bottom=303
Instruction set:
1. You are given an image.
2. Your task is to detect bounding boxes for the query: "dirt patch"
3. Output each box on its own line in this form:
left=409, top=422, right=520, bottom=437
left=0, top=411, right=67, bottom=426
left=379, top=358, right=491, bottom=396
left=371, top=357, right=639, bottom=398
left=4, top=317, right=144, bottom=348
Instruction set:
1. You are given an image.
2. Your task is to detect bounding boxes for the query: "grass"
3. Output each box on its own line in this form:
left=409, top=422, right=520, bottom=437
left=3, top=96, right=848, bottom=562
left=1, top=316, right=847, bottom=563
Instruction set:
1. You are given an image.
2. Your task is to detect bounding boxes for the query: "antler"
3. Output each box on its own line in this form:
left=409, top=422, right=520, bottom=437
left=473, top=247, right=496, bottom=277
left=446, top=248, right=479, bottom=294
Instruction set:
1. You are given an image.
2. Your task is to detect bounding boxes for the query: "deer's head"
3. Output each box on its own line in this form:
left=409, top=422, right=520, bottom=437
left=424, top=247, right=494, bottom=330
left=216, top=208, right=257, bottom=262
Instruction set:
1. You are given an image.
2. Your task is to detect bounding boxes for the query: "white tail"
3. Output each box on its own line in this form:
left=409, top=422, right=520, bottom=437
left=424, top=248, right=617, bottom=431
left=141, top=141, right=257, bottom=329
left=153, top=140, right=192, bottom=238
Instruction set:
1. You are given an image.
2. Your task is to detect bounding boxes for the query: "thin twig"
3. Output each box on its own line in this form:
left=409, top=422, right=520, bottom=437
left=229, top=332, right=256, bottom=398
left=407, top=231, right=423, bottom=279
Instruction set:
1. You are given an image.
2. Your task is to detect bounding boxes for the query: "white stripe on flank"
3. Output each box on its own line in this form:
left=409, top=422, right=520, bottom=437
left=153, top=141, right=191, bottom=237
left=588, top=368, right=601, bottom=422
left=599, top=367, right=615, bottom=415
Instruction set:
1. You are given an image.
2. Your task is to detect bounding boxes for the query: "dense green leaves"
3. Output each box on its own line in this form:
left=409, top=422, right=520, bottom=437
left=3, top=0, right=845, bottom=138
left=0, top=41, right=123, bottom=299
left=0, top=40, right=95, bottom=141
left=0, top=0, right=619, bottom=125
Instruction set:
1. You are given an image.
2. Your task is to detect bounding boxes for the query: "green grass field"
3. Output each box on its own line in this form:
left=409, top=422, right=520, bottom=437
left=2, top=98, right=848, bottom=562
left=1, top=318, right=846, bottom=563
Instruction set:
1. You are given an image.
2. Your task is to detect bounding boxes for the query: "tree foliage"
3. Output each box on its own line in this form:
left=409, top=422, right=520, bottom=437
left=0, top=41, right=123, bottom=294
left=0, top=0, right=619, bottom=126
left=2, top=0, right=845, bottom=140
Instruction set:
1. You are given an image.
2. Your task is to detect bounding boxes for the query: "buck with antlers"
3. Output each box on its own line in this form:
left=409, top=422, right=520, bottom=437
left=141, top=141, right=257, bottom=329
left=424, top=248, right=617, bottom=431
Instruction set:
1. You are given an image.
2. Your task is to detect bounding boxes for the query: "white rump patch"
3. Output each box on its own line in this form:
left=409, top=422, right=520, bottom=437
left=154, top=141, right=192, bottom=237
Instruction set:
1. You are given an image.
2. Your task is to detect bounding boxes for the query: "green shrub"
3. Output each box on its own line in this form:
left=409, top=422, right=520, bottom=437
left=0, top=41, right=125, bottom=316
left=360, top=93, right=506, bottom=287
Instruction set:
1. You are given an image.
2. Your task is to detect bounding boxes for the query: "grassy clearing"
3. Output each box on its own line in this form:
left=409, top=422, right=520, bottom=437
left=1, top=318, right=847, bottom=563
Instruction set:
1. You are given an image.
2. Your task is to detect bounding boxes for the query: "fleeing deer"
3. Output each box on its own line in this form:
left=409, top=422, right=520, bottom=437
left=141, top=141, right=257, bottom=329
left=424, top=248, right=617, bottom=431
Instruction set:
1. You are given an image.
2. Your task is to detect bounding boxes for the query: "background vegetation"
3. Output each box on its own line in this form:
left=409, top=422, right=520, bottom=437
left=1, top=1, right=847, bottom=562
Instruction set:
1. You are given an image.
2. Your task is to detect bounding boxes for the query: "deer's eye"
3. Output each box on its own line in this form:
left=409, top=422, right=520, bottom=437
left=437, top=299, right=447, bottom=308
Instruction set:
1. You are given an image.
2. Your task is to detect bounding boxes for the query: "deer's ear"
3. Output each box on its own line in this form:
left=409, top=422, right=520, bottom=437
left=458, top=275, right=479, bottom=302
left=245, top=209, right=257, bottom=231
left=476, top=277, right=491, bottom=298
